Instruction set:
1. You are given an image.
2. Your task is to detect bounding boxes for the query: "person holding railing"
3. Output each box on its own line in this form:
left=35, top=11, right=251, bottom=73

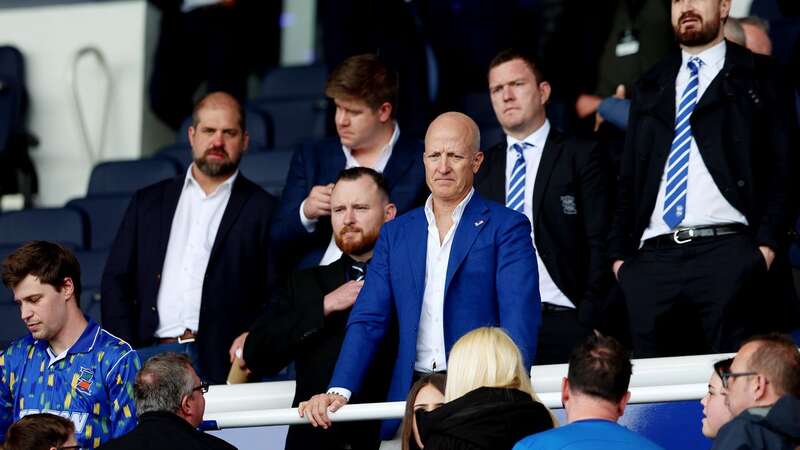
left=297, top=112, right=542, bottom=440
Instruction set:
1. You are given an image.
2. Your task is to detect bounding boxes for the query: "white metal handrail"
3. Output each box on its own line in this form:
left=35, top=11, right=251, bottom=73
left=202, top=352, right=733, bottom=430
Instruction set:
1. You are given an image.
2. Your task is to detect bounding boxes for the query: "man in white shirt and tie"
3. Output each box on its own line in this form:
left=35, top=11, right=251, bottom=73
left=609, top=0, right=798, bottom=357
left=476, top=49, right=614, bottom=364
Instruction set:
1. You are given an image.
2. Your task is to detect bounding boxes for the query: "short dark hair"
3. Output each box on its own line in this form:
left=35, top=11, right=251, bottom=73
left=334, top=167, right=391, bottom=202
left=4, top=413, right=75, bottom=450
left=191, top=91, right=246, bottom=131
left=488, top=48, right=547, bottom=83
left=325, top=54, right=399, bottom=116
left=1, top=241, right=82, bottom=300
left=742, top=333, right=800, bottom=397
left=567, top=334, right=633, bottom=403
left=713, top=357, right=734, bottom=379
left=134, top=352, right=196, bottom=416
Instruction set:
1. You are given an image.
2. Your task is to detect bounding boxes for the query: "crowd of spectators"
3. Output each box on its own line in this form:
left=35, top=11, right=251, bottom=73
left=2, top=0, right=800, bottom=449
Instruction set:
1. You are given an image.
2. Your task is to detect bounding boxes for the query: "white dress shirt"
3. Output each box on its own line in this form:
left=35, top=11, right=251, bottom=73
left=641, top=40, right=747, bottom=242
left=299, top=123, right=400, bottom=266
left=327, top=188, right=475, bottom=400
left=505, top=120, right=574, bottom=308
left=181, top=0, right=221, bottom=12
left=154, top=166, right=237, bottom=338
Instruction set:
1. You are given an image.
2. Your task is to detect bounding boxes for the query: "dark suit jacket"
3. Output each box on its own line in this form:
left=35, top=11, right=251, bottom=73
left=610, top=41, right=797, bottom=260
left=271, top=134, right=427, bottom=268
left=97, top=411, right=236, bottom=450
left=244, top=256, right=394, bottom=450
left=475, top=129, right=613, bottom=325
left=101, top=174, right=277, bottom=383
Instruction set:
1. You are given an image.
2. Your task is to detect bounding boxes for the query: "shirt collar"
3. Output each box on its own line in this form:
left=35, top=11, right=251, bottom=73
left=424, top=187, right=475, bottom=226
left=681, top=39, right=726, bottom=70
left=184, top=164, right=238, bottom=196
left=506, top=119, right=550, bottom=152
left=40, top=318, right=101, bottom=359
left=341, top=122, right=400, bottom=169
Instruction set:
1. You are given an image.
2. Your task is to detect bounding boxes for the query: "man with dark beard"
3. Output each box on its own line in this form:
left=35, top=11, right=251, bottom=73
left=610, top=0, right=798, bottom=357
left=242, top=167, right=397, bottom=450
left=102, top=92, right=278, bottom=383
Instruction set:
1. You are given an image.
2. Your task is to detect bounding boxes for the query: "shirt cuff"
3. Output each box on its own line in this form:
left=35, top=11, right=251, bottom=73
left=299, top=200, right=318, bottom=232
left=327, top=387, right=352, bottom=401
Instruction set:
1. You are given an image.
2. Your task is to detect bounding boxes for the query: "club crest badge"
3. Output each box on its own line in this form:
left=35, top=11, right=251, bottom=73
left=560, top=195, right=577, bottom=215
left=75, top=367, right=94, bottom=395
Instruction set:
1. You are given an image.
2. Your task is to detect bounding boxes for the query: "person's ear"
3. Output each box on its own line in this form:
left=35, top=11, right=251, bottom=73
left=472, top=151, right=484, bottom=173
left=60, top=277, right=75, bottom=301
left=180, top=393, right=193, bottom=416
left=384, top=203, right=397, bottom=221
left=539, top=81, right=552, bottom=105
left=378, top=102, right=392, bottom=123
left=618, top=391, right=631, bottom=416
left=560, top=378, right=570, bottom=408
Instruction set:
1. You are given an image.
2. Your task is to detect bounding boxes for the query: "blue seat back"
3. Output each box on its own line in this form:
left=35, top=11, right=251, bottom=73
left=260, top=65, right=327, bottom=99
left=66, top=195, right=132, bottom=251
left=251, top=98, right=328, bottom=148
left=88, top=159, right=179, bottom=196
left=239, top=150, right=294, bottom=197
left=153, top=143, right=193, bottom=172
left=74, top=249, right=107, bottom=325
left=0, top=208, right=86, bottom=249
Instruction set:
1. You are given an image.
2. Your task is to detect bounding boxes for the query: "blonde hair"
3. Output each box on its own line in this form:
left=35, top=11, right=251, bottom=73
left=444, top=327, right=535, bottom=402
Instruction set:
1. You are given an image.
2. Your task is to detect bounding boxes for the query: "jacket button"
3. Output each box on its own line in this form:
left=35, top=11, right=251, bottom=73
left=737, top=180, right=745, bottom=187
left=151, top=306, right=157, bottom=312
left=156, top=273, right=161, bottom=280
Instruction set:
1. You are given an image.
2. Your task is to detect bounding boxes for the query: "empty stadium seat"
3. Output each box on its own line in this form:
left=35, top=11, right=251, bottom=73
left=457, top=92, right=497, bottom=128
left=74, top=249, right=107, bottom=324
left=260, top=64, right=327, bottom=99
left=177, top=106, right=272, bottom=149
left=0, top=207, right=86, bottom=249
left=88, top=159, right=179, bottom=196
left=66, top=195, right=131, bottom=251
left=153, top=143, right=192, bottom=172
left=238, top=150, right=294, bottom=197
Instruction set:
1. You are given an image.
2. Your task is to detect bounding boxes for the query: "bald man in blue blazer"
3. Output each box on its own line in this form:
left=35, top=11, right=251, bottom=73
left=298, top=112, right=541, bottom=439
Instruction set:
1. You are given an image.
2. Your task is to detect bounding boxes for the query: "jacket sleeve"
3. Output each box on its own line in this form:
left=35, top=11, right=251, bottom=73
left=575, top=139, right=614, bottom=325
left=270, top=145, right=316, bottom=251
left=100, top=195, right=141, bottom=342
left=243, top=273, right=326, bottom=377
left=496, top=213, right=540, bottom=368
left=328, top=227, right=394, bottom=394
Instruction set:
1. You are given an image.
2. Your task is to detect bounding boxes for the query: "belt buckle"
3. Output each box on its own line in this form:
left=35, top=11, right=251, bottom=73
left=177, top=332, right=196, bottom=344
left=672, top=227, right=695, bottom=244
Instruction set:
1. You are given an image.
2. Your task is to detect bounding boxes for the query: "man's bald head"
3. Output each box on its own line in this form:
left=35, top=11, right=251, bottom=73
left=425, top=112, right=481, bottom=156
left=192, top=92, right=245, bottom=132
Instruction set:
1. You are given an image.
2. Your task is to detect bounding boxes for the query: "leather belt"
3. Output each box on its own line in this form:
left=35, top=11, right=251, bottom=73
left=158, top=329, right=197, bottom=345
left=642, top=224, right=745, bottom=249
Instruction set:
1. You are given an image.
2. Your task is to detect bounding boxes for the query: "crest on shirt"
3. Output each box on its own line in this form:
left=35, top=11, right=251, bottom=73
left=560, top=195, right=577, bottom=215
left=75, top=367, right=94, bottom=395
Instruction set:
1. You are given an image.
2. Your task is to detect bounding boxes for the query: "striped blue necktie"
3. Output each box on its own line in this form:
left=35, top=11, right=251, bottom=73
left=663, top=57, right=702, bottom=229
left=506, top=142, right=531, bottom=213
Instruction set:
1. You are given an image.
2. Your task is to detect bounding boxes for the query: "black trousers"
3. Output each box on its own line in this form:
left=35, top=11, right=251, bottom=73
left=536, top=305, right=592, bottom=365
left=617, top=233, right=769, bottom=358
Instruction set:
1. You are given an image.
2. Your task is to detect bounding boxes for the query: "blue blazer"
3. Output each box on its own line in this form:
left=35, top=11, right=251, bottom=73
left=271, top=134, right=427, bottom=268
left=329, top=192, right=541, bottom=437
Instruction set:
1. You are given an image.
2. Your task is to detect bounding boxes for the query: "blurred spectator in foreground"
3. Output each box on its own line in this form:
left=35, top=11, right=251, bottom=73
left=713, top=333, right=800, bottom=450
left=98, top=352, right=236, bottom=450
left=401, top=374, right=446, bottom=450
left=514, top=334, right=662, bottom=450
left=740, top=16, right=773, bottom=55
left=700, top=358, right=735, bottom=440
left=3, top=414, right=77, bottom=450
left=417, top=327, right=555, bottom=450
left=724, top=17, right=747, bottom=45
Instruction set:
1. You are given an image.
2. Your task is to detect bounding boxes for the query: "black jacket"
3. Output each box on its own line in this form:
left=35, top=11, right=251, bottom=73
left=610, top=41, right=797, bottom=260
left=475, top=129, right=613, bottom=326
left=712, top=395, right=800, bottom=450
left=101, top=174, right=277, bottom=383
left=97, top=411, right=236, bottom=450
left=418, top=387, right=554, bottom=450
left=244, top=256, right=396, bottom=450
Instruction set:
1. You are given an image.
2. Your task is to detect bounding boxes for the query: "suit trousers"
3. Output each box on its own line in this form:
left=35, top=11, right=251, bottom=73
left=617, top=233, right=767, bottom=357
left=536, top=306, right=592, bottom=365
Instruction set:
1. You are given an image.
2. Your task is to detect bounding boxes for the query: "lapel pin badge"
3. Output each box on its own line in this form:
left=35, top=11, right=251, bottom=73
left=474, top=220, right=484, bottom=227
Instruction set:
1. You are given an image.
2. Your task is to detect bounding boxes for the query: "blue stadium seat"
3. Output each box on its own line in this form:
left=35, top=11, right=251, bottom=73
left=239, top=150, right=294, bottom=197
left=0, top=301, right=26, bottom=349
left=153, top=143, right=192, bottom=172
left=457, top=92, right=497, bottom=128
left=66, top=195, right=131, bottom=251
left=0, top=208, right=86, bottom=249
left=74, top=250, right=107, bottom=324
left=177, top=106, right=272, bottom=149
left=260, top=64, right=327, bottom=99
left=552, top=400, right=711, bottom=450
left=88, top=159, right=179, bottom=196
left=480, top=126, right=506, bottom=151
left=250, top=98, right=328, bottom=148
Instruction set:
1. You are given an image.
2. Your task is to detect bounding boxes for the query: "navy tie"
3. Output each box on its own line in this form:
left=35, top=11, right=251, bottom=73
left=663, top=57, right=702, bottom=229
left=506, top=142, right=532, bottom=213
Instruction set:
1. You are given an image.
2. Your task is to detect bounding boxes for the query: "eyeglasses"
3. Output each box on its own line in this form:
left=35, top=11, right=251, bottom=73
left=192, top=381, right=209, bottom=394
left=721, top=371, right=758, bottom=389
